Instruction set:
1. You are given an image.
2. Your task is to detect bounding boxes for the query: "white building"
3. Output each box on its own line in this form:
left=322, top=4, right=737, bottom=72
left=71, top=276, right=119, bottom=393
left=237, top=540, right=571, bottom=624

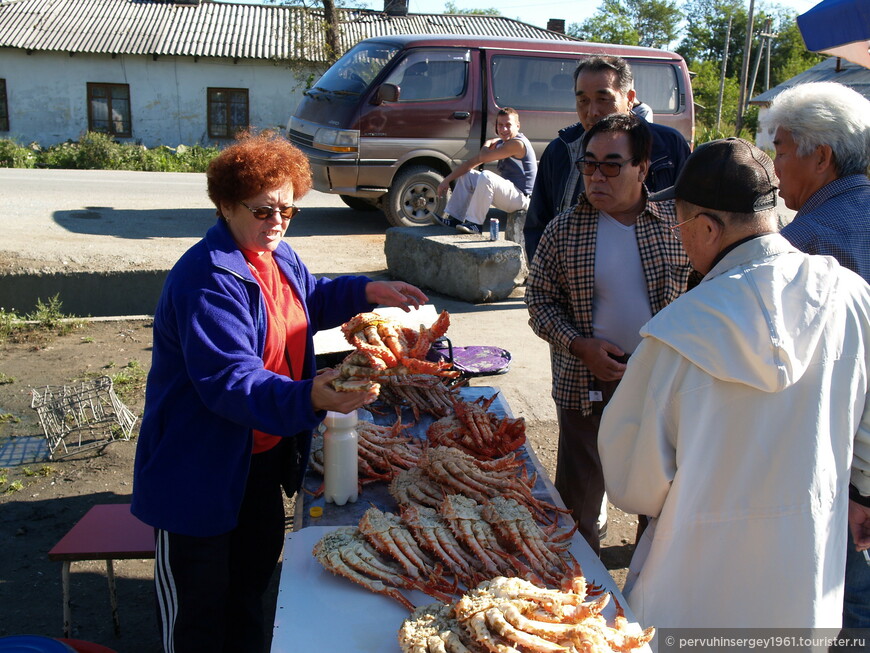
left=749, top=56, right=870, bottom=150
left=0, top=0, right=573, bottom=148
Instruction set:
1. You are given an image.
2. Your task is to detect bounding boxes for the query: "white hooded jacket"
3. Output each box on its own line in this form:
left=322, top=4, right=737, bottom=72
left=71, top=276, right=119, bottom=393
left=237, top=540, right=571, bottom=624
left=599, top=234, right=870, bottom=630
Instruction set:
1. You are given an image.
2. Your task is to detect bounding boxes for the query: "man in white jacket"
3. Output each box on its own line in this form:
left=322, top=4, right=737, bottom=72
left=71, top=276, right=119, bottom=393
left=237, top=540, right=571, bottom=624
left=598, top=137, right=870, bottom=633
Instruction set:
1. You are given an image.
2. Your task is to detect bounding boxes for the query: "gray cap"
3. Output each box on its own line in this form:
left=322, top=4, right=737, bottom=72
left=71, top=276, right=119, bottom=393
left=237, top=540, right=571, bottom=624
left=650, top=137, right=778, bottom=213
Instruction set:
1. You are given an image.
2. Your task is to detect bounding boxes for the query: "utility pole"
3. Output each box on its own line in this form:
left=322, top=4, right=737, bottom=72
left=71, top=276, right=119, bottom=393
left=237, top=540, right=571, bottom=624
left=716, top=15, right=733, bottom=132
left=746, top=18, right=773, bottom=114
left=736, top=0, right=756, bottom=135
left=764, top=18, right=773, bottom=91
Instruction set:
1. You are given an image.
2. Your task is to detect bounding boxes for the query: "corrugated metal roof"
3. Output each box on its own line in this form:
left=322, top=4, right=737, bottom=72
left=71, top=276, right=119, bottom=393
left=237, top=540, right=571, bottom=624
left=0, top=0, right=575, bottom=61
left=749, top=56, right=870, bottom=105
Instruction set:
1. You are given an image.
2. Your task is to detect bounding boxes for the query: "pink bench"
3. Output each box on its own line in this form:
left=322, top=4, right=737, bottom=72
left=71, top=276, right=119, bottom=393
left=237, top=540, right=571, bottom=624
left=48, top=504, right=154, bottom=638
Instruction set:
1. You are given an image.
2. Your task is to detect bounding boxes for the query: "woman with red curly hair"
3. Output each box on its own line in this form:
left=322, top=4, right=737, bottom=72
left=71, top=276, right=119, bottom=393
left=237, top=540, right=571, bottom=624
left=131, top=132, right=427, bottom=652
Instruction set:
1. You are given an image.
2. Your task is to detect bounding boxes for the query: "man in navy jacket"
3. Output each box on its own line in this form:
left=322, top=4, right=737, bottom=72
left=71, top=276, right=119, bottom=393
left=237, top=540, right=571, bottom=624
left=524, top=55, right=690, bottom=262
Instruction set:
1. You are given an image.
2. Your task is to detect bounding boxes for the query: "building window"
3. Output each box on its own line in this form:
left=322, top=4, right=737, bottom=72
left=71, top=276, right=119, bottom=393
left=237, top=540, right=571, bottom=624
left=0, top=79, right=8, bottom=131
left=208, top=88, right=249, bottom=139
left=87, top=83, right=131, bottom=137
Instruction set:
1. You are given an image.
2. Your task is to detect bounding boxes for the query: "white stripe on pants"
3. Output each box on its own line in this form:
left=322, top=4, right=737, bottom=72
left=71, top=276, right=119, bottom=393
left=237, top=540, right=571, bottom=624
left=444, top=169, right=529, bottom=226
left=155, top=529, right=178, bottom=653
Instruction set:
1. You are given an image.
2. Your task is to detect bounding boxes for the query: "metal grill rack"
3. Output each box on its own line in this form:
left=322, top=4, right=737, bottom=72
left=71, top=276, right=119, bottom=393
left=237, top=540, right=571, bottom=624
left=30, top=376, right=137, bottom=459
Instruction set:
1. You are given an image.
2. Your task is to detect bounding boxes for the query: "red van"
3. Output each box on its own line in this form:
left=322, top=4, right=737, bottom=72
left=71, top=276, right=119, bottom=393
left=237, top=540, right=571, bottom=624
left=288, top=35, right=694, bottom=226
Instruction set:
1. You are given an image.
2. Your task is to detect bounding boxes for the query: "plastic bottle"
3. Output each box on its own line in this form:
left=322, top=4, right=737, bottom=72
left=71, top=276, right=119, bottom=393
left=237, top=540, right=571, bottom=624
left=322, top=410, right=359, bottom=506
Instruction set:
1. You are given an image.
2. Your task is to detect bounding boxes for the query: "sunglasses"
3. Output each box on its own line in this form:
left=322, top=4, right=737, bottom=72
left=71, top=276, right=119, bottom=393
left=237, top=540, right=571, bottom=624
left=575, top=158, right=628, bottom=178
left=240, top=201, right=300, bottom=221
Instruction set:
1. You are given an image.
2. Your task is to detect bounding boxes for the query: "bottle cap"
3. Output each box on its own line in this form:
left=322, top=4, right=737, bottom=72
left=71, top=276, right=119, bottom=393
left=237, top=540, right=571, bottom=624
left=309, top=506, right=323, bottom=518
left=324, top=409, right=358, bottom=429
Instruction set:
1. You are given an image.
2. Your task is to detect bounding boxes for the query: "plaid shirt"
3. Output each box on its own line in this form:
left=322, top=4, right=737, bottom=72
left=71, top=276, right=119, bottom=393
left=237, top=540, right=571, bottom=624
left=526, top=191, right=691, bottom=413
left=780, top=174, right=870, bottom=284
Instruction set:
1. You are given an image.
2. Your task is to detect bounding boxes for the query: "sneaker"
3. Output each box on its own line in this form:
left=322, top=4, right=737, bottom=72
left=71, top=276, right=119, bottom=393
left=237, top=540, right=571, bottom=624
left=455, top=220, right=480, bottom=234
left=430, top=212, right=456, bottom=228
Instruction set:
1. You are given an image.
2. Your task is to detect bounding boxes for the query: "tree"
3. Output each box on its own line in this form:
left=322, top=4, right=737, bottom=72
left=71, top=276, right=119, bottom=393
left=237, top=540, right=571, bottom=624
left=567, top=0, right=681, bottom=49
left=443, top=2, right=502, bottom=15
left=677, top=0, right=748, bottom=72
left=680, top=2, right=825, bottom=139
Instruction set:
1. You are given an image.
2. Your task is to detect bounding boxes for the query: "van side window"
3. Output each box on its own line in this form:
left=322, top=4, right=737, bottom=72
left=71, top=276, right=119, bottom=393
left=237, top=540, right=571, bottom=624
left=491, top=56, right=577, bottom=112
left=631, top=62, right=681, bottom=114
left=384, top=51, right=469, bottom=102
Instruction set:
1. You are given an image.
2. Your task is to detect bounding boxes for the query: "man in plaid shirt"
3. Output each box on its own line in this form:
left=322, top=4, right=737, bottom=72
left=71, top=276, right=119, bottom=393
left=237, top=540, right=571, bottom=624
left=526, top=113, right=691, bottom=553
left=760, top=80, right=870, bottom=630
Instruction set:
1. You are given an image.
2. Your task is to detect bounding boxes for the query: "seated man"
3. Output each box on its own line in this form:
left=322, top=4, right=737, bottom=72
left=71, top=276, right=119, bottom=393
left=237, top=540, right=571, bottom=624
left=433, top=107, right=536, bottom=234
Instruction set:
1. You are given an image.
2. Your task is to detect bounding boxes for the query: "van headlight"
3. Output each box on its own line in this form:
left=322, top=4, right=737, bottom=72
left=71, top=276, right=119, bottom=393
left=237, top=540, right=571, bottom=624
left=313, top=128, right=359, bottom=153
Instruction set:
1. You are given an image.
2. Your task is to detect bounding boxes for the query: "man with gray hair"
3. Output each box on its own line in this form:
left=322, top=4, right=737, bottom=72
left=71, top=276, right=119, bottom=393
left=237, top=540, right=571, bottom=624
left=761, top=81, right=870, bottom=280
left=761, top=80, right=870, bottom=628
left=523, top=55, right=690, bottom=261
left=598, top=138, right=870, bottom=631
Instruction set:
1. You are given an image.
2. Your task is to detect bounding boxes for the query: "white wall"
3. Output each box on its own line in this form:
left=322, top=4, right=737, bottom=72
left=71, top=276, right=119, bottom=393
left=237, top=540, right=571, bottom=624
left=1, top=49, right=315, bottom=147
left=754, top=106, right=774, bottom=151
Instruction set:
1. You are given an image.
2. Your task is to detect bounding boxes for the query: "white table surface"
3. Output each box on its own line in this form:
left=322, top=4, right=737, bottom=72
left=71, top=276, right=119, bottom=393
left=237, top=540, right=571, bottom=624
left=270, top=525, right=650, bottom=652
left=272, top=383, right=651, bottom=652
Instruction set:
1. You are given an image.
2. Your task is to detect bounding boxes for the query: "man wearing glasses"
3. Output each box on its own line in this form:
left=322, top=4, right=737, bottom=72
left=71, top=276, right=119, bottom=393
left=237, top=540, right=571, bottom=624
left=598, top=137, right=870, bottom=632
left=523, top=55, right=690, bottom=262
left=525, top=113, right=690, bottom=553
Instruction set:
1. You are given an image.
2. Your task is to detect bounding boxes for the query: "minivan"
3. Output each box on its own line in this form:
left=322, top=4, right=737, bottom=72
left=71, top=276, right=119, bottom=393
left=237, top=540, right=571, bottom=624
left=288, top=35, right=694, bottom=226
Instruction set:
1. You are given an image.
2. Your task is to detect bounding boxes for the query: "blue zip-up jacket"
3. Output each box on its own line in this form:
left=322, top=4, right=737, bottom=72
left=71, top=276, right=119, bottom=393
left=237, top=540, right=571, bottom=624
left=132, top=219, right=374, bottom=537
left=523, top=120, right=690, bottom=261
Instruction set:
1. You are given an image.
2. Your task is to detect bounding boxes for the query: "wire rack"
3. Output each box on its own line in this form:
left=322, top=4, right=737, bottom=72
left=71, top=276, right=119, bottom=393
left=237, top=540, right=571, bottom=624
left=30, top=376, right=138, bottom=459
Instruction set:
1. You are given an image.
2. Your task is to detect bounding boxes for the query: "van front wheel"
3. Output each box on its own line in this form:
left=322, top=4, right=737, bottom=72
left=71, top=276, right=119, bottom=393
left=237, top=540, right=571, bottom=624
left=383, top=166, right=446, bottom=227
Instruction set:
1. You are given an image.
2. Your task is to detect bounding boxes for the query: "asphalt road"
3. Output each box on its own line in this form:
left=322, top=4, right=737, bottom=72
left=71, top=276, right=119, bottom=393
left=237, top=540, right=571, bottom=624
left=0, top=167, right=558, bottom=426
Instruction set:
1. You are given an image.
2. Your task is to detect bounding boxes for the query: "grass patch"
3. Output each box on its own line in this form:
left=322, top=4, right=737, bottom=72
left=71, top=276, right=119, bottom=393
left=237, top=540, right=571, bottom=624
left=0, top=294, right=85, bottom=345
left=0, top=373, right=14, bottom=385
left=0, top=413, right=20, bottom=424
left=110, top=360, right=147, bottom=403
left=3, top=480, right=24, bottom=494
left=0, top=132, right=220, bottom=172
left=22, top=465, right=53, bottom=478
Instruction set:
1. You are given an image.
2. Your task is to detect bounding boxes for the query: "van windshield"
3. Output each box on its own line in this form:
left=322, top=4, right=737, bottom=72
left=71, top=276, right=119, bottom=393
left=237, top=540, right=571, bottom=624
left=309, top=42, right=400, bottom=97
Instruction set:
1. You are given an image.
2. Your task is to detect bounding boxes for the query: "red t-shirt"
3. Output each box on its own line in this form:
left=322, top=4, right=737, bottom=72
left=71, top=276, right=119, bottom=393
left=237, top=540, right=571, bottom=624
left=242, top=249, right=308, bottom=453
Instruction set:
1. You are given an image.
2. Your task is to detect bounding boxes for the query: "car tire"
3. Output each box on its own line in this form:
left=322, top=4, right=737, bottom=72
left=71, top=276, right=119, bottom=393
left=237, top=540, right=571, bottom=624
left=339, top=195, right=379, bottom=211
left=382, top=165, right=446, bottom=227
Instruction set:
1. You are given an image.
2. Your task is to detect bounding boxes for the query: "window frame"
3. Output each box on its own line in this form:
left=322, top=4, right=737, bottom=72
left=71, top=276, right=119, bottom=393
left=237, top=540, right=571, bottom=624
left=0, top=79, right=8, bottom=132
left=207, top=87, right=250, bottom=139
left=86, top=82, right=132, bottom=137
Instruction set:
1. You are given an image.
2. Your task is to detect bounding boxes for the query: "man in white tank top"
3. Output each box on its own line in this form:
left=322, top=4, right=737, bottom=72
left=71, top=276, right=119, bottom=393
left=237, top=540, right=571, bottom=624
left=526, top=113, right=691, bottom=553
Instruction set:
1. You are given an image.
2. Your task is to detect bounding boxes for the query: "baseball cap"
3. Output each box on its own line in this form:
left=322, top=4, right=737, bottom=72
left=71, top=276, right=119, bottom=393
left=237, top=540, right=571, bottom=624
left=650, top=137, right=778, bottom=213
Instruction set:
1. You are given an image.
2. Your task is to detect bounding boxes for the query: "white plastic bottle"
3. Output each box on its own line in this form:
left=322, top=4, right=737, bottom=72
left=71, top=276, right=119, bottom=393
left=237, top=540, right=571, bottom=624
left=322, top=410, right=359, bottom=506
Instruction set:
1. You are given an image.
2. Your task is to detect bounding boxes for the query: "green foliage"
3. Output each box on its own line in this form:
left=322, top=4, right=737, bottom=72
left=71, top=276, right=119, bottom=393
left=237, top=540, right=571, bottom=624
left=443, top=1, right=501, bottom=15
left=568, top=0, right=680, bottom=48
left=0, top=413, right=20, bottom=424
left=22, top=465, right=53, bottom=478
left=0, top=139, right=38, bottom=168
left=678, top=0, right=747, bottom=68
left=0, top=133, right=220, bottom=172
left=0, top=373, right=14, bottom=385
left=0, top=295, right=83, bottom=345
left=3, top=480, right=24, bottom=494
left=87, top=359, right=147, bottom=404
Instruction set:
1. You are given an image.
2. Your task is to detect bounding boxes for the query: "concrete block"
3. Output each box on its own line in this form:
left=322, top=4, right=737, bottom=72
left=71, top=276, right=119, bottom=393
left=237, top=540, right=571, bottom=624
left=505, top=209, right=526, bottom=246
left=385, top=226, right=526, bottom=303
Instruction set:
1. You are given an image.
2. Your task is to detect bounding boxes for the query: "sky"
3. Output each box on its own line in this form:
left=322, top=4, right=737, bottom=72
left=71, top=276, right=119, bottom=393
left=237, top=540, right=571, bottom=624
left=227, top=0, right=824, bottom=33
